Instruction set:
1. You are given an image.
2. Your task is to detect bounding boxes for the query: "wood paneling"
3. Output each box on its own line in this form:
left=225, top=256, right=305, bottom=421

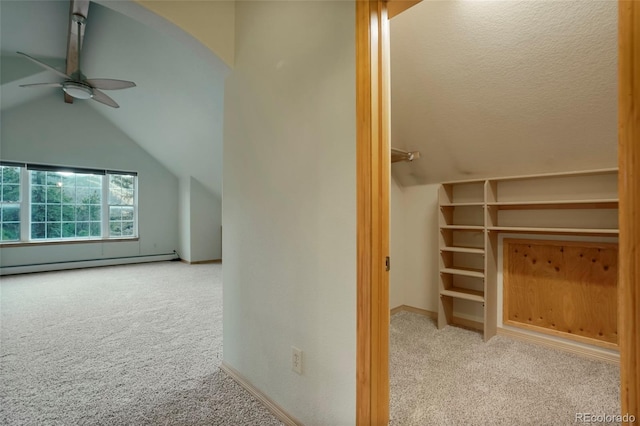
left=618, top=0, right=640, bottom=421
left=356, top=1, right=390, bottom=424
left=504, top=239, right=618, bottom=350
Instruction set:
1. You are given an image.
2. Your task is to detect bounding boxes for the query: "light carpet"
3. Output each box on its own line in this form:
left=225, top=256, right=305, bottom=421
left=389, top=310, right=620, bottom=426
left=0, top=262, right=283, bottom=426
left=1, top=262, right=622, bottom=425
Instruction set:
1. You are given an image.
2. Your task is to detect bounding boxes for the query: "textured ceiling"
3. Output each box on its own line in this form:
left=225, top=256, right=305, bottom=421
left=0, top=1, right=228, bottom=198
left=390, top=0, right=618, bottom=185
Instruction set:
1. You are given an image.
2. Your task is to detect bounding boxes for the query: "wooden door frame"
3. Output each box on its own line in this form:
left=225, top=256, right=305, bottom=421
left=356, top=1, right=390, bottom=424
left=356, top=1, right=419, bottom=424
left=618, top=1, right=639, bottom=422
left=357, top=1, right=639, bottom=424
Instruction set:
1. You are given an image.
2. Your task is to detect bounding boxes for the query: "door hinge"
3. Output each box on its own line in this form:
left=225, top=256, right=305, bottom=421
left=385, top=256, right=390, bottom=271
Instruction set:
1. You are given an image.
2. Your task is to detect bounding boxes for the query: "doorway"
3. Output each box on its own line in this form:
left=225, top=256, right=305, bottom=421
left=356, top=1, right=639, bottom=423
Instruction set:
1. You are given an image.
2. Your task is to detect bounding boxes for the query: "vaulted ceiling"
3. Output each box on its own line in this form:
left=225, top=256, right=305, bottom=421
left=2, top=1, right=619, bottom=192
left=0, top=0, right=228, bottom=199
left=390, top=0, right=618, bottom=185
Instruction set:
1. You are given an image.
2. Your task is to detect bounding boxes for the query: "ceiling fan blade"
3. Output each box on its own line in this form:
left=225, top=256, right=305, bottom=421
left=85, top=79, right=136, bottom=90
left=16, top=52, right=70, bottom=80
left=19, top=82, right=63, bottom=88
left=91, top=89, right=119, bottom=108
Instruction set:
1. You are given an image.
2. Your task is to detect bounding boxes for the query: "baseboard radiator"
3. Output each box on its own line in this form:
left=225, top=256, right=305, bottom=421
left=0, top=253, right=177, bottom=276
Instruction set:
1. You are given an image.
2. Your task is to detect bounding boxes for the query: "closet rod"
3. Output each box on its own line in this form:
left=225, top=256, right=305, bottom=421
left=391, top=147, right=421, bottom=163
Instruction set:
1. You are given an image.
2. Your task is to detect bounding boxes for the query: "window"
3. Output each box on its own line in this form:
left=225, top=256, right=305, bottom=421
left=30, top=170, right=103, bottom=240
left=1, top=165, right=21, bottom=241
left=108, top=174, right=136, bottom=237
left=0, top=162, right=137, bottom=243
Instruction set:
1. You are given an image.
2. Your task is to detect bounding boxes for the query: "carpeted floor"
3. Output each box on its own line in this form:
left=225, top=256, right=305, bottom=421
left=1, top=262, right=621, bottom=425
left=389, top=310, right=621, bottom=426
left=0, top=262, right=283, bottom=426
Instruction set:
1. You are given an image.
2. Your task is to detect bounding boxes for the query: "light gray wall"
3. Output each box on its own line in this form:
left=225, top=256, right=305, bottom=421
left=178, top=176, right=222, bottom=263
left=189, top=177, right=221, bottom=262
left=223, top=1, right=356, bottom=423
left=178, top=178, right=191, bottom=262
left=0, top=94, right=179, bottom=268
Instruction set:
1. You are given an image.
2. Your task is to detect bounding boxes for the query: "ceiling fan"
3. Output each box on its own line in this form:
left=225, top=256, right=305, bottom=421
left=17, top=13, right=135, bottom=108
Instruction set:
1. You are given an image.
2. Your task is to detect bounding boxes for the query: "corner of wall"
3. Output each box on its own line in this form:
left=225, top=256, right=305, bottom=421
left=189, top=177, right=222, bottom=262
left=394, top=183, right=441, bottom=312
left=178, top=177, right=191, bottom=262
left=134, top=0, right=235, bottom=69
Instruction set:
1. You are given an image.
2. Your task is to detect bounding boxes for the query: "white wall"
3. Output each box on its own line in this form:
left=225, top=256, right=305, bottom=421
left=178, top=178, right=191, bottom=261
left=389, top=183, right=440, bottom=313
left=0, top=94, right=179, bottom=269
left=390, top=175, right=406, bottom=309
left=223, top=1, right=356, bottom=424
left=189, top=176, right=221, bottom=262
left=178, top=177, right=222, bottom=263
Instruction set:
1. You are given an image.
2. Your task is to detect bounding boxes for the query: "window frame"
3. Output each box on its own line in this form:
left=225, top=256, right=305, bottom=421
left=106, top=172, right=138, bottom=239
left=0, top=164, right=23, bottom=242
left=0, top=162, right=138, bottom=245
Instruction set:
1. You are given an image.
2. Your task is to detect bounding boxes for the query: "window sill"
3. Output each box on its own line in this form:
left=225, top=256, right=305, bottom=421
left=0, top=238, right=139, bottom=248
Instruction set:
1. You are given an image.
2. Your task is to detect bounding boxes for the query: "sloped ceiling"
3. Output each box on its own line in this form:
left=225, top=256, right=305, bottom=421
left=0, top=0, right=228, bottom=199
left=3, top=1, right=617, bottom=191
left=390, top=0, right=618, bottom=185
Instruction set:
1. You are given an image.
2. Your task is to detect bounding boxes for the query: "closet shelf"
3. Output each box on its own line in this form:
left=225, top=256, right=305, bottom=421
left=440, top=225, right=484, bottom=231
left=486, top=199, right=618, bottom=210
left=440, top=246, right=485, bottom=254
left=438, top=169, right=618, bottom=343
left=440, top=267, right=485, bottom=279
left=440, top=287, right=485, bottom=303
left=487, top=226, right=619, bottom=235
left=440, top=202, right=485, bottom=207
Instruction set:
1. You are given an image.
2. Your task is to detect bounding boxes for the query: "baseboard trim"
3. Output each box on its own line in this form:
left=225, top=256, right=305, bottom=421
left=180, top=259, right=222, bottom=265
left=390, top=305, right=437, bottom=320
left=391, top=305, right=483, bottom=332
left=497, top=327, right=620, bottom=365
left=220, top=362, right=303, bottom=426
left=451, top=316, right=484, bottom=332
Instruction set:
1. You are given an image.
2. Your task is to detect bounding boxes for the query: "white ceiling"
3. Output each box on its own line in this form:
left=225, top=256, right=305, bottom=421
left=2, top=1, right=618, bottom=192
left=390, top=0, right=618, bottom=185
left=0, top=0, right=228, bottom=199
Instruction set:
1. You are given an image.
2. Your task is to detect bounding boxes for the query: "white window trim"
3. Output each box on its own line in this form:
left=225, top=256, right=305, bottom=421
left=0, top=164, right=138, bottom=244
left=19, top=167, right=29, bottom=240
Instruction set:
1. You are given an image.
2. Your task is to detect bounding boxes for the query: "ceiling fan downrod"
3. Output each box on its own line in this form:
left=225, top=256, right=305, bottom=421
left=73, top=13, right=86, bottom=77
left=17, top=7, right=136, bottom=109
left=63, top=13, right=93, bottom=100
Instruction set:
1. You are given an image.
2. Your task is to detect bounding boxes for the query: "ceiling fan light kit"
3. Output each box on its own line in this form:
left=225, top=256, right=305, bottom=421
left=62, top=81, right=93, bottom=99
left=16, top=6, right=135, bottom=108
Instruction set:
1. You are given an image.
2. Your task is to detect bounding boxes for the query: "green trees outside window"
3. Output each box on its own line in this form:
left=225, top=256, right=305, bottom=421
left=1, top=166, right=21, bottom=241
left=108, top=174, right=135, bottom=237
left=0, top=164, right=137, bottom=242
left=30, top=171, right=103, bottom=240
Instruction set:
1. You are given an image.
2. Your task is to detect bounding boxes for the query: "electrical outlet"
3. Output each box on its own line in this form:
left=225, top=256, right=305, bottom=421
left=291, top=346, right=303, bottom=374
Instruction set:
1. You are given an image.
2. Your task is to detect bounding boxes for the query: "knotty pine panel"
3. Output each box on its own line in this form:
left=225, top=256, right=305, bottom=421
left=503, top=239, right=618, bottom=349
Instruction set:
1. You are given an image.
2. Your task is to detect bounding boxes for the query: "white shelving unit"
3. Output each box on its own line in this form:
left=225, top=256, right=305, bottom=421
left=438, top=168, right=619, bottom=342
